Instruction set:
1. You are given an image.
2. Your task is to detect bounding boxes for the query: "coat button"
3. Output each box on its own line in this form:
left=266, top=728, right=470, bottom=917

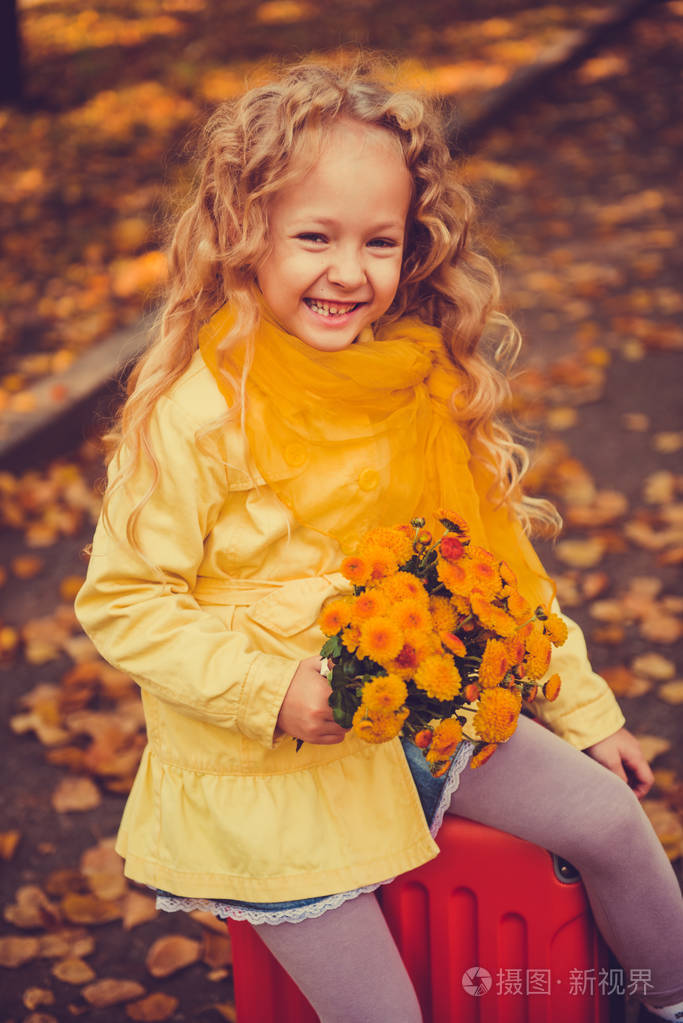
left=284, top=442, right=307, bottom=467
left=358, top=468, right=379, bottom=491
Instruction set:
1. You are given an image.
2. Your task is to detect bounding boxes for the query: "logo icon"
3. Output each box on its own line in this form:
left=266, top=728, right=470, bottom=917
left=462, top=966, right=493, bottom=996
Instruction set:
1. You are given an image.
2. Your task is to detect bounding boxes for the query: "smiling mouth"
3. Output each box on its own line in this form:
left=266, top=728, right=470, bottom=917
left=304, top=298, right=362, bottom=317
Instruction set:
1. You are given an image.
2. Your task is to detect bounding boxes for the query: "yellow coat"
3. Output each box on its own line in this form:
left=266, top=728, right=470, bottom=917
left=75, top=349, right=625, bottom=901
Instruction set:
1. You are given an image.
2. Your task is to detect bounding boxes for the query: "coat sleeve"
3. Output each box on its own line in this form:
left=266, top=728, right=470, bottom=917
left=74, top=392, right=299, bottom=748
left=524, top=600, right=625, bottom=749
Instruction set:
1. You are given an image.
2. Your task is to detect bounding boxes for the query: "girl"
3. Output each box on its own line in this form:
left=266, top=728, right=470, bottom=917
left=75, top=61, right=683, bottom=1022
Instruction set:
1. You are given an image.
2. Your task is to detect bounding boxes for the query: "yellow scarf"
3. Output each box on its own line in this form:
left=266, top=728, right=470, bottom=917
left=199, top=304, right=552, bottom=610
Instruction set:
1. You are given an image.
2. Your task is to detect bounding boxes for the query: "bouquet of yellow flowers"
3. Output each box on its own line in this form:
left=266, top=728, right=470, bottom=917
left=318, top=511, right=567, bottom=776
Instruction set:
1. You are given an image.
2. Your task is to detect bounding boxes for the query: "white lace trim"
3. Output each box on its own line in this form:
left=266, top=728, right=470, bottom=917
left=428, top=739, right=474, bottom=838
left=155, top=740, right=475, bottom=926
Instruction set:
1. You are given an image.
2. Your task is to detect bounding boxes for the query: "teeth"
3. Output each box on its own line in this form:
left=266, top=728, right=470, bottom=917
left=307, top=299, right=357, bottom=317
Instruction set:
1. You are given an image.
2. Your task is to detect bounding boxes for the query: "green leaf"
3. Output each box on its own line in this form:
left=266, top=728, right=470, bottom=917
left=320, top=636, right=341, bottom=658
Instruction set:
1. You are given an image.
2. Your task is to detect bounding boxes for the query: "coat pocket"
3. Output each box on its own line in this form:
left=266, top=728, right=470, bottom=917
left=245, top=575, right=350, bottom=638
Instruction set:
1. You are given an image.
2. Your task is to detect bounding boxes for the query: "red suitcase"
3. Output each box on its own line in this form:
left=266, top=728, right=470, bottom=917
left=228, top=815, right=623, bottom=1022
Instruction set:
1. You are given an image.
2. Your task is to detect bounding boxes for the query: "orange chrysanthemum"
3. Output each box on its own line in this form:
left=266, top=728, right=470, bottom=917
left=544, top=614, right=569, bottom=647
left=387, top=631, right=439, bottom=679
left=361, top=674, right=408, bottom=714
left=341, top=555, right=370, bottom=586
left=440, top=631, right=467, bottom=658
left=503, top=634, right=526, bottom=667
left=414, top=729, right=433, bottom=749
left=478, top=638, right=511, bottom=688
left=506, top=589, right=532, bottom=623
left=362, top=545, right=400, bottom=582
left=437, top=557, right=472, bottom=597
left=499, top=561, right=518, bottom=588
left=543, top=673, right=562, bottom=701
left=358, top=617, right=404, bottom=664
left=429, top=758, right=451, bottom=778
left=473, top=687, right=521, bottom=743
left=464, top=682, right=481, bottom=702
left=378, top=571, right=430, bottom=606
left=440, top=533, right=465, bottom=562
left=430, top=595, right=459, bottom=633
left=318, top=599, right=352, bottom=636
left=414, top=655, right=462, bottom=701
left=352, top=705, right=408, bottom=744
left=360, top=527, right=414, bottom=565
left=468, top=546, right=502, bottom=599
left=470, top=593, right=517, bottom=638
left=437, top=509, right=470, bottom=539
left=470, top=743, right=498, bottom=769
left=350, top=589, right=389, bottom=624
left=429, top=717, right=463, bottom=758
left=523, top=626, right=553, bottom=681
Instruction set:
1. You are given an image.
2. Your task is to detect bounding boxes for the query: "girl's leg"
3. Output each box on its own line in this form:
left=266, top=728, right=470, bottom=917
left=448, top=714, right=683, bottom=1008
left=251, top=890, right=423, bottom=1023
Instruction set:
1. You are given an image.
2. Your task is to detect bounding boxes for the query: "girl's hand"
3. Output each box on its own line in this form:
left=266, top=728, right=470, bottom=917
left=277, top=655, right=347, bottom=745
left=584, top=726, right=654, bottom=798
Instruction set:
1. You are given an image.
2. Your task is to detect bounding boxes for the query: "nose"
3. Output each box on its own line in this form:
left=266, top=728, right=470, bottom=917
left=326, top=245, right=366, bottom=290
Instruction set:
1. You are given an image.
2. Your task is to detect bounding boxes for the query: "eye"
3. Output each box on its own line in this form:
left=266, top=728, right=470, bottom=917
left=368, top=237, right=400, bottom=249
left=296, top=232, right=327, bottom=244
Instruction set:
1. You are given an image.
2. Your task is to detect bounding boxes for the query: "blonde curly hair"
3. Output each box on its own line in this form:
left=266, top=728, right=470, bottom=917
left=105, top=57, right=560, bottom=545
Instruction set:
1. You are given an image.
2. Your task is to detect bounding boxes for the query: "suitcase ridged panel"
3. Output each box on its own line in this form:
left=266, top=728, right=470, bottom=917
left=229, top=815, right=616, bottom=1022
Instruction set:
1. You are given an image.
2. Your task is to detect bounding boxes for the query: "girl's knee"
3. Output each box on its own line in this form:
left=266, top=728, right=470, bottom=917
left=323, top=989, right=422, bottom=1023
left=575, top=777, right=651, bottom=869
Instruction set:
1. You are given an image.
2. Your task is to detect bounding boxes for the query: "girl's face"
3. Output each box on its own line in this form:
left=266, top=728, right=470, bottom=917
left=256, top=120, right=412, bottom=352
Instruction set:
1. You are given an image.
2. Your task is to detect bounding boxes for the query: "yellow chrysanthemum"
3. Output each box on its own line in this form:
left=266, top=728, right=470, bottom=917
left=317, top=599, right=353, bottom=636
left=544, top=614, right=569, bottom=647
left=437, top=557, right=472, bottom=597
left=341, top=624, right=361, bottom=652
left=414, top=655, right=462, bottom=701
left=429, top=595, right=459, bottom=633
left=524, top=625, right=553, bottom=681
left=470, top=743, right=498, bottom=769
left=470, top=593, right=517, bottom=638
left=359, top=527, right=414, bottom=565
left=468, top=546, right=502, bottom=599
left=358, top=617, right=404, bottom=664
left=506, top=589, right=532, bottom=623
left=473, top=687, right=521, bottom=743
left=378, top=571, right=430, bottom=606
left=429, top=717, right=463, bottom=758
left=543, top=673, right=562, bottom=701
left=352, top=705, right=408, bottom=744
left=361, top=674, right=408, bottom=714
left=450, top=593, right=471, bottom=616
left=350, top=589, right=390, bottom=624
left=391, top=598, right=432, bottom=635
left=341, top=555, right=370, bottom=586
left=362, top=545, right=400, bottom=582
left=478, top=638, right=511, bottom=688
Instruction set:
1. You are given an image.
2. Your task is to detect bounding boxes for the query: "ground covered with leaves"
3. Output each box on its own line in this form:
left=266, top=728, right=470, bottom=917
left=1, top=2, right=682, bottom=1021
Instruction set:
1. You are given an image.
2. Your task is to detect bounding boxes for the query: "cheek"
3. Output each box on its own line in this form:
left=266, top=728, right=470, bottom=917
left=376, top=260, right=403, bottom=303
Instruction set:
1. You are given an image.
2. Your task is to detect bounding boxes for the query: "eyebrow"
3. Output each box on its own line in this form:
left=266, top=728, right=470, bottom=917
left=291, top=216, right=405, bottom=233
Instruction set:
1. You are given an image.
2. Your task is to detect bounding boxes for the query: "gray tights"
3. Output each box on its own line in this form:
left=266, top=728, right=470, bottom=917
left=253, top=715, right=683, bottom=1022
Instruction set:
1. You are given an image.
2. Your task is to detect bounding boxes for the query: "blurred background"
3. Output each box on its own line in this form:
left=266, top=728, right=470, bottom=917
left=1, top=1, right=681, bottom=1020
